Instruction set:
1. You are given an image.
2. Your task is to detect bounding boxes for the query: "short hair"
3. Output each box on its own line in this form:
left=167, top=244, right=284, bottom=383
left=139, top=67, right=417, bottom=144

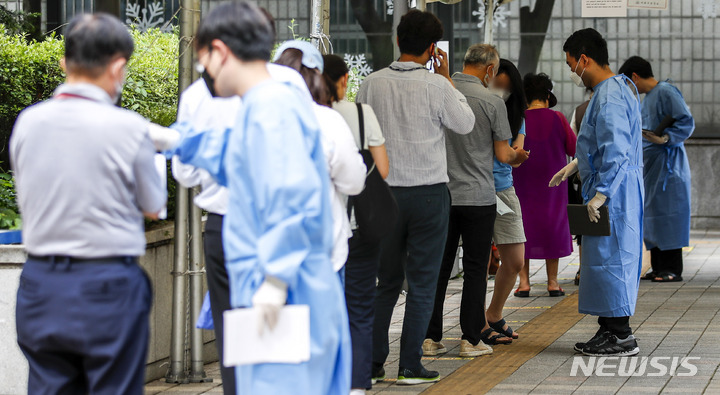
left=396, top=10, right=443, bottom=57
left=275, top=48, right=330, bottom=106
left=195, top=1, right=273, bottom=61
left=497, top=59, right=526, bottom=139
left=618, top=56, right=654, bottom=79
left=463, top=44, right=499, bottom=67
left=322, top=54, right=349, bottom=103
left=563, top=28, right=609, bottom=67
left=63, top=13, right=134, bottom=77
left=523, top=72, right=554, bottom=104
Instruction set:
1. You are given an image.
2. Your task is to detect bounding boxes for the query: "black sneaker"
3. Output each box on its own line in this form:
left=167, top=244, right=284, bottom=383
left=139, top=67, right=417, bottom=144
left=397, top=365, right=440, bottom=385
left=371, top=363, right=385, bottom=385
left=582, top=334, right=640, bottom=357
left=574, top=329, right=609, bottom=353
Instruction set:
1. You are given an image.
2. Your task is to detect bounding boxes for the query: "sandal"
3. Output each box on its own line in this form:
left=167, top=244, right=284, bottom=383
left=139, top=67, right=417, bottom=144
left=642, top=271, right=657, bottom=280
left=480, top=328, right=512, bottom=345
left=548, top=287, right=565, bottom=297
left=488, top=318, right=518, bottom=339
left=651, top=272, right=683, bottom=282
left=513, top=288, right=530, bottom=298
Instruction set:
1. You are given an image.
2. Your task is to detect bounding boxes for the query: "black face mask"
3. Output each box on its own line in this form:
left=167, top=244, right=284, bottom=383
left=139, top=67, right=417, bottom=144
left=202, top=70, right=217, bottom=97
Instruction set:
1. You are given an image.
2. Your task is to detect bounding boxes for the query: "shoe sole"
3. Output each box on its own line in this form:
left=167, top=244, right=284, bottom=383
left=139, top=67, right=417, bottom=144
left=582, top=347, right=640, bottom=357
left=422, top=347, right=447, bottom=356
left=573, top=345, right=584, bottom=353
left=371, top=376, right=385, bottom=385
left=396, top=376, right=440, bottom=385
left=459, top=349, right=493, bottom=357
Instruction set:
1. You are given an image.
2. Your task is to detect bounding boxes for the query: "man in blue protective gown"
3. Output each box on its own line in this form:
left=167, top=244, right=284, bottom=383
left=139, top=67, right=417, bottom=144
left=619, top=56, right=694, bottom=283
left=550, top=28, right=644, bottom=357
left=166, top=2, right=351, bottom=393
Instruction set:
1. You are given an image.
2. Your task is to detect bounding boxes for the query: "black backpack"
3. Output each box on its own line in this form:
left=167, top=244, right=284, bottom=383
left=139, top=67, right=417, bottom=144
left=347, top=103, right=399, bottom=243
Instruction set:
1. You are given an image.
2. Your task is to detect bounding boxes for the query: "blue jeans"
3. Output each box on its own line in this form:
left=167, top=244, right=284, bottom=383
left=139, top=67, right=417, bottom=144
left=372, top=183, right=450, bottom=370
left=16, top=257, right=151, bottom=394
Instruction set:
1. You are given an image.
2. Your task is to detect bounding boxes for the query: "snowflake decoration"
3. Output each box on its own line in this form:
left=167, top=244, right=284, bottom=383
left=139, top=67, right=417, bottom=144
left=386, top=0, right=394, bottom=15
left=126, top=2, right=171, bottom=32
left=698, top=0, right=718, bottom=19
left=344, top=54, right=373, bottom=78
left=472, top=2, right=510, bottom=29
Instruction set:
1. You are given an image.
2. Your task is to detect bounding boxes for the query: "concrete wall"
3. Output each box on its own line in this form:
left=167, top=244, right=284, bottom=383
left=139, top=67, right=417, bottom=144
left=0, top=222, right=216, bottom=394
left=687, top=138, right=720, bottom=230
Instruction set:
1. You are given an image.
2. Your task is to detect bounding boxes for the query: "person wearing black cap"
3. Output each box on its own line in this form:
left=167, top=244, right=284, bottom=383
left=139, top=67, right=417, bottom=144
left=512, top=72, right=577, bottom=298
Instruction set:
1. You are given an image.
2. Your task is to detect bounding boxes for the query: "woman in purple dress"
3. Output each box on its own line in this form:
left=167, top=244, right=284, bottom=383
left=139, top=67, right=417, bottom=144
left=513, top=73, right=577, bottom=297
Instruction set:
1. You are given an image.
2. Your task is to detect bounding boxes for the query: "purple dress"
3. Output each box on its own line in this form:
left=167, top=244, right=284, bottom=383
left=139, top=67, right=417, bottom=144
left=513, top=108, right=577, bottom=259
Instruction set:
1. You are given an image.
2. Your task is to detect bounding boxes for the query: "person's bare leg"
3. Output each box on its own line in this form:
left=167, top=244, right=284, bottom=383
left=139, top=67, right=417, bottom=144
left=546, top=258, right=561, bottom=291
left=485, top=243, right=525, bottom=336
left=516, top=258, right=531, bottom=292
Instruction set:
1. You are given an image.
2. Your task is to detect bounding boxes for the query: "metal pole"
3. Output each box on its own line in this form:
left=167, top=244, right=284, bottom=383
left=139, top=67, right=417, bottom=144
left=416, top=0, right=427, bottom=11
left=393, top=0, right=409, bottom=60
left=167, top=184, right=189, bottom=383
left=166, top=0, right=197, bottom=384
left=484, top=0, right=495, bottom=44
left=310, top=0, right=331, bottom=53
left=186, top=0, right=209, bottom=383
left=188, top=186, right=209, bottom=382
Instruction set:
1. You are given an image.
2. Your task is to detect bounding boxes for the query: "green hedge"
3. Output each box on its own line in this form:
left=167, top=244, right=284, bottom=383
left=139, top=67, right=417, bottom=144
left=0, top=26, right=180, bottom=228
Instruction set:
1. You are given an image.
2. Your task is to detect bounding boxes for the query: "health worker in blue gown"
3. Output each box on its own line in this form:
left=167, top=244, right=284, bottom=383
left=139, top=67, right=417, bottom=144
left=550, top=28, right=644, bottom=358
left=619, top=56, right=694, bottom=284
left=165, top=2, right=351, bottom=394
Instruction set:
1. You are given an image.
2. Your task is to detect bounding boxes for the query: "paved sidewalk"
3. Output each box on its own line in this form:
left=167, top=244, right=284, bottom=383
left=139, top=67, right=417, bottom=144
left=145, top=230, right=720, bottom=394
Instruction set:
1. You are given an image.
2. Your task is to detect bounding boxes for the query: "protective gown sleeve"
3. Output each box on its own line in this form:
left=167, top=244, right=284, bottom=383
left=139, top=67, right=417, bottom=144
left=660, top=86, right=694, bottom=146
left=227, top=102, right=327, bottom=307
left=164, top=122, right=231, bottom=187
left=593, top=101, right=634, bottom=199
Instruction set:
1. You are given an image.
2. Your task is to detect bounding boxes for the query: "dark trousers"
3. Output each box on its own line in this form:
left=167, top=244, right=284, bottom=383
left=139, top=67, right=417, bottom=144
left=16, top=257, right=151, bottom=395
left=373, top=183, right=450, bottom=370
left=650, top=247, right=683, bottom=277
left=599, top=316, right=632, bottom=338
left=204, top=213, right=236, bottom=395
left=426, top=205, right=496, bottom=345
left=345, top=232, right=382, bottom=390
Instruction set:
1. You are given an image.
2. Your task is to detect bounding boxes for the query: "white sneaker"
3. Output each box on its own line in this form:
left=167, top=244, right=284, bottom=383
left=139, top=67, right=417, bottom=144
left=349, top=389, right=366, bottom=395
left=422, top=338, right=447, bottom=356
left=459, top=339, right=493, bottom=357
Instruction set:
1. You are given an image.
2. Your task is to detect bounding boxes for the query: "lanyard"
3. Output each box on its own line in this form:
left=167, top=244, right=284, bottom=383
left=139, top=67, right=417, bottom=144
left=55, top=92, right=97, bottom=102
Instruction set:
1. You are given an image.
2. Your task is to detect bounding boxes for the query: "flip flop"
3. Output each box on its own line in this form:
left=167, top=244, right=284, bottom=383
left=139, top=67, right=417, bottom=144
left=488, top=318, right=519, bottom=339
left=548, top=288, right=565, bottom=297
left=480, top=328, right=513, bottom=345
left=651, top=272, right=683, bottom=282
left=642, top=271, right=657, bottom=280
left=513, top=288, right=530, bottom=298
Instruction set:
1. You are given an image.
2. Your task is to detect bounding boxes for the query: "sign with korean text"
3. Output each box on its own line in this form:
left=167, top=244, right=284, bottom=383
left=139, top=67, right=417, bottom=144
left=582, top=0, right=628, bottom=17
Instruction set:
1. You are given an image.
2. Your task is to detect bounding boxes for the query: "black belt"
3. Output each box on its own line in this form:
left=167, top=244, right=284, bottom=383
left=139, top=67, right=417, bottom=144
left=28, top=254, right=138, bottom=264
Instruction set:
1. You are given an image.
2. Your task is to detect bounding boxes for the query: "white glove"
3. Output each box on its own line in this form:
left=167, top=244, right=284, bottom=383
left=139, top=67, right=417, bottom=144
left=548, top=158, right=579, bottom=187
left=587, top=192, right=607, bottom=223
left=251, top=275, right=288, bottom=335
left=147, top=123, right=180, bottom=151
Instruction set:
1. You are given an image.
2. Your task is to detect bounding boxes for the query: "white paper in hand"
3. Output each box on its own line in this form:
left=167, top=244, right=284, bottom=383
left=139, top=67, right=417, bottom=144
left=223, top=305, right=310, bottom=367
left=496, top=195, right=515, bottom=216
left=154, top=154, right=168, bottom=219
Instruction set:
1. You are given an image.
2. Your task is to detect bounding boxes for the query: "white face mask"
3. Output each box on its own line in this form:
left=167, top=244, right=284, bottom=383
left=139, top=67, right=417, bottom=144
left=570, top=58, right=586, bottom=88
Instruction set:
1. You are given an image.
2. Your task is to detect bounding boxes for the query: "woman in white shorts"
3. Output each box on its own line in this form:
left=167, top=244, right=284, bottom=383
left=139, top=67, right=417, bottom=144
left=484, top=59, right=528, bottom=339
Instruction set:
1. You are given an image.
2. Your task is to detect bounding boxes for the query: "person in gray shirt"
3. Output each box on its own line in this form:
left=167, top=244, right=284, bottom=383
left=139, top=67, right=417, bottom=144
left=11, top=13, right=165, bottom=394
left=357, top=9, right=474, bottom=385
left=425, top=44, right=529, bottom=359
